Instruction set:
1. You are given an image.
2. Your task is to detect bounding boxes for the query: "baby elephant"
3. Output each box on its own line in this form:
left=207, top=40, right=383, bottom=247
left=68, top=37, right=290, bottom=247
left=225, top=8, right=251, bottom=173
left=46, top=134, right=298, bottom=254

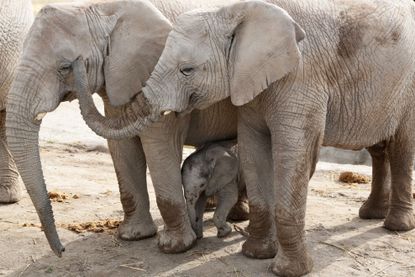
left=182, top=140, right=244, bottom=238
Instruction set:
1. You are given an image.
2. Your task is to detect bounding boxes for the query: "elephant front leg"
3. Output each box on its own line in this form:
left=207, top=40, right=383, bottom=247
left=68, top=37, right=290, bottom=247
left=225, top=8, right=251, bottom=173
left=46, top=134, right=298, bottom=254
left=104, top=99, right=156, bottom=240
left=359, top=142, right=391, bottom=219
left=214, top=183, right=238, bottom=238
left=239, top=116, right=277, bottom=259
left=107, top=137, right=157, bottom=240
left=141, top=118, right=196, bottom=254
left=0, top=111, right=20, bottom=203
left=271, top=130, right=319, bottom=277
left=227, top=184, right=249, bottom=221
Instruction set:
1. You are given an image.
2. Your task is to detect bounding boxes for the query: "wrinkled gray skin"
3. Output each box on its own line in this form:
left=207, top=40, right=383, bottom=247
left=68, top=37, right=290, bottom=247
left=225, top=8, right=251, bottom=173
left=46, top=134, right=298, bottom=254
left=182, top=140, right=244, bottom=239
left=74, top=0, right=415, bottom=276
left=5, top=0, right=247, bottom=257
left=0, top=0, right=33, bottom=203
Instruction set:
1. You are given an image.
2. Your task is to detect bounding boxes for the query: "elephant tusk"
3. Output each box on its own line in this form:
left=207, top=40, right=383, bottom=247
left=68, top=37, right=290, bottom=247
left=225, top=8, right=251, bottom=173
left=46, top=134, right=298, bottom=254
left=35, top=112, right=47, bottom=121
left=162, top=110, right=172, bottom=116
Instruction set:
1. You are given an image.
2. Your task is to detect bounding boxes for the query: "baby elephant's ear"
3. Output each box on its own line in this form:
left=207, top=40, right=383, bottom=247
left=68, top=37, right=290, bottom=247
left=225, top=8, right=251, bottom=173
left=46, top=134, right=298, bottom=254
left=219, top=1, right=305, bottom=106
left=98, top=1, right=172, bottom=106
left=205, top=147, right=238, bottom=196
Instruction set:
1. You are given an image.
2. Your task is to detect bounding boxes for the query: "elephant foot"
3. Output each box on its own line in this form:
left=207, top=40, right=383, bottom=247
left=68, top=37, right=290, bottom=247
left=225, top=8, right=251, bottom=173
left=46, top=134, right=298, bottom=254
left=227, top=199, right=249, bottom=221
left=117, top=217, right=157, bottom=241
left=0, top=182, right=21, bottom=203
left=242, top=237, right=276, bottom=259
left=359, top=198, right=389, bottom=219
left=158, top=225, right=197, bottom=254
left=272, top=248, right=313, bottom=277
left=217, top=223, right=232, bottom=238
left=384, top=208, right=415, bottom=231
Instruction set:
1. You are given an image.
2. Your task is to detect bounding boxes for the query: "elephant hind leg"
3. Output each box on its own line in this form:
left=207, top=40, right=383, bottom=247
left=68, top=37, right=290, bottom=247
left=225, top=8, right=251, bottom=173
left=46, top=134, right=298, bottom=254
left=227, top=185, right=249, bottom=222
left=384, top=131, right=415, bottom=231
left=359, top=142, right=391, bottom=219
left=0, top=110, right=20, bottom=203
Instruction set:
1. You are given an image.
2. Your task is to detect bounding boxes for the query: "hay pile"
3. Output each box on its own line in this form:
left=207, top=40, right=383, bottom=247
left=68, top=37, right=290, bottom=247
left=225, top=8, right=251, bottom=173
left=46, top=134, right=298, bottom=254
left=338, top=172, right=371, bottom=184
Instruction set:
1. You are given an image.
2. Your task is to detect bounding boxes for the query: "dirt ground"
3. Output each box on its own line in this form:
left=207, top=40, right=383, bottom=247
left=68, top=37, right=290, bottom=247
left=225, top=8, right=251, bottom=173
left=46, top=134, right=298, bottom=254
left=0, top=99, right=414, bottom=277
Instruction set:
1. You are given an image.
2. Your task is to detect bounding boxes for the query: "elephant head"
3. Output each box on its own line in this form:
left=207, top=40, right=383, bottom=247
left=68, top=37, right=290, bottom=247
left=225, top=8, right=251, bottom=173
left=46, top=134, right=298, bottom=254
left=6, top=1, right=171, bottom=257
left=181, top=143, right=238, bottom=235
left=140, top=0, right=305, bottom=115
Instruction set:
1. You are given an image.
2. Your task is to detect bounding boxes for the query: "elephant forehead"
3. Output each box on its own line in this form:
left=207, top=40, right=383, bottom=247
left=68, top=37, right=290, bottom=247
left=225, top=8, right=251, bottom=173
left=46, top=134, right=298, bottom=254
left=164, top=32, right=211, bottom=66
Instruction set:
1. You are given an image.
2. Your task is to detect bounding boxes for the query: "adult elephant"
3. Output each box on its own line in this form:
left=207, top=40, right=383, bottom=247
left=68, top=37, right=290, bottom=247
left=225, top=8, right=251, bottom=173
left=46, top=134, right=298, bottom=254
left=0, top=0, right=33, bottom=203
left=6, top=0, right=247, bottom=258
left=73, top=0, right=415, bottom=276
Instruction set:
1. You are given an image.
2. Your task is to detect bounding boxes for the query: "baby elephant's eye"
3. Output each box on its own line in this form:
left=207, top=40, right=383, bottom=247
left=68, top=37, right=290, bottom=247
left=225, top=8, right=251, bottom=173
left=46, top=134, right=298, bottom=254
left=180, top=67, right=194, bottom=76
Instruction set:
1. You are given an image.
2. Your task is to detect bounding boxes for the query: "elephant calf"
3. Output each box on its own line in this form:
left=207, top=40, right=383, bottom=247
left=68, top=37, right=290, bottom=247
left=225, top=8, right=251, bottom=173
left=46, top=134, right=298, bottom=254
left=182, top=140, right=244, bottom=238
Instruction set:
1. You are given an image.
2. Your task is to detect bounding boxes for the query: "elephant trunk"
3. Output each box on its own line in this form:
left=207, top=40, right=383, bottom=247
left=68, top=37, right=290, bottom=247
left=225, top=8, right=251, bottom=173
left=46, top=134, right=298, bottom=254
left=5, top=81, right=64, bottom=257
left=73, top=57, right=160, bottom=140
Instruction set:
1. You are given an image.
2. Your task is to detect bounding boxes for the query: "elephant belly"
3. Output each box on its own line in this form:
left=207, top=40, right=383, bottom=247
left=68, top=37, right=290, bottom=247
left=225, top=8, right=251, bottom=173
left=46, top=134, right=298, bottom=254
left=185, top=99, right=237, bottom=147
left=323, top=95, right=405, bottom=150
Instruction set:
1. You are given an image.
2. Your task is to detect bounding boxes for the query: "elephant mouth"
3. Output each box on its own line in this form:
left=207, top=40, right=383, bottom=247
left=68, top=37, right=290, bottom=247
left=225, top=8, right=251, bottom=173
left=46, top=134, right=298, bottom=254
left=160, top=107, right=193, bottom=118
left=160, top=94, right=197, bottom=117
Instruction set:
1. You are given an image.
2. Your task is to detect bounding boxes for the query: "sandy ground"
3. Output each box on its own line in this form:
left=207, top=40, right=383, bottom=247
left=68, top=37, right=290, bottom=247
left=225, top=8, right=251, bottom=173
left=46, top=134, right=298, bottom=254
left=0, top=99, right=414, bottom=277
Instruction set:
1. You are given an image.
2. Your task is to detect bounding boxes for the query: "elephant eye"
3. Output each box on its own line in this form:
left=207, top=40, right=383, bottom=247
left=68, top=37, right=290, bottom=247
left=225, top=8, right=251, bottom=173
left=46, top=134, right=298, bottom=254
left=180, top=67, right=194, bottom=76
left=57, top=63, right=72, bottom=79
left=59, top=63, right=72, bottom=72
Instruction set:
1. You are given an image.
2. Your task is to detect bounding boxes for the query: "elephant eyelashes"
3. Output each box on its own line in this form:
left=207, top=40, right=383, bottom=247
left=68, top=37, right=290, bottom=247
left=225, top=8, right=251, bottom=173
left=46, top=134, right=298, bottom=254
left=180, top=67, right=194, bottom=76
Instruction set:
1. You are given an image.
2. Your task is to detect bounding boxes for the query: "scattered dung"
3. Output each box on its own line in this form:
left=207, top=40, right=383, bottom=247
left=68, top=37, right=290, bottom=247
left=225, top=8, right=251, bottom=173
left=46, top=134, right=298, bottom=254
left=63, top=219, right=121, bottom=234
left=338, top=172, right=370, bottom=184
left=48, top=191, right=79, bottom=202
left=22, top=223, right=42, bottom=229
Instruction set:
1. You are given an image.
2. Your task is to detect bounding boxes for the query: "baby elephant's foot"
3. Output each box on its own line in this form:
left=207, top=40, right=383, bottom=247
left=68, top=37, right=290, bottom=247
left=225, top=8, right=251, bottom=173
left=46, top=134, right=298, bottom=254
left=384, top=208, right=415, bottom=231
left=359, top=197, right=389, bottom=219
left=118, top=218, right=157, bottom=241
left=217, top=223, right=232, bottom=238
left=0, top=182, right=21, bottom=203
left=242, top=237, right=276, bottom=259
left=272, top=248, right=313, bottom=277
left=158, top=225, right=197, bottom=254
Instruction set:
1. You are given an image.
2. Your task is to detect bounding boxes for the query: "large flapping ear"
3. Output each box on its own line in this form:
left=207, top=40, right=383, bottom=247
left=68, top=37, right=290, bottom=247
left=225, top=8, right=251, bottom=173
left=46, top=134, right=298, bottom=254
left=219, top=0, right=305, bottom=106
left=95, top=1, right=172, bottom=106
left=205, top=147, right=238, bottom=196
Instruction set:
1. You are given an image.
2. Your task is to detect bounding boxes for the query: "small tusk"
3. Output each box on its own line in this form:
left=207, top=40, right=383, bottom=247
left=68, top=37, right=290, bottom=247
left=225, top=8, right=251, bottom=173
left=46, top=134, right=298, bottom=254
left=162, top=110, right=172, bottom=116
left=35, top=112, right=47, bottom=121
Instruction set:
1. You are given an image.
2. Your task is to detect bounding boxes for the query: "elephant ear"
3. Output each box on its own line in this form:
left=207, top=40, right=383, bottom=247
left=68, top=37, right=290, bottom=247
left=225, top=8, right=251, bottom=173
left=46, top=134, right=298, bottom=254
left=205, top=147, right=238, bottom=196
left=98, top=1, right=172, bottom=107
left=220, top=1, right=305, bottom=106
